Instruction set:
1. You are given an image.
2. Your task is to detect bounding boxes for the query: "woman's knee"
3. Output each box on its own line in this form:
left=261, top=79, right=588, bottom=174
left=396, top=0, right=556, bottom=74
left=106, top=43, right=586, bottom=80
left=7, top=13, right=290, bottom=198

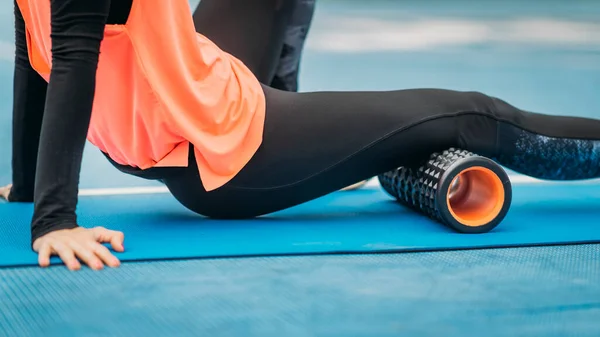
left=450, top=91, right=516, bottom=157
left=458, top=91, right=499, bottom=114
left=463, top=91, right=525, bottom=121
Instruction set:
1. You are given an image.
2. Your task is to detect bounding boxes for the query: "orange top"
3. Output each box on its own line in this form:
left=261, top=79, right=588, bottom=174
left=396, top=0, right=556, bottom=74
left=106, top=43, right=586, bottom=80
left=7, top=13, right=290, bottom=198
left=15, top=0, right=266, bottom=191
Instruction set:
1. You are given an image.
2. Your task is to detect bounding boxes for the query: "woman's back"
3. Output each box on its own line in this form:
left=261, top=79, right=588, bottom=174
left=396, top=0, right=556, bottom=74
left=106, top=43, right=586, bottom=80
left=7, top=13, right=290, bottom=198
left=15, top=0, right=266, bottom=191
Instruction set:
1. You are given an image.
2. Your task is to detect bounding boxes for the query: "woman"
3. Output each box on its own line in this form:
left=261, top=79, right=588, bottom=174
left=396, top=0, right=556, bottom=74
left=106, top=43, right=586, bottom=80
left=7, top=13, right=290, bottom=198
left=3, top=0, right=600, bottom=271
left=271, top=0, right=315, bottom=92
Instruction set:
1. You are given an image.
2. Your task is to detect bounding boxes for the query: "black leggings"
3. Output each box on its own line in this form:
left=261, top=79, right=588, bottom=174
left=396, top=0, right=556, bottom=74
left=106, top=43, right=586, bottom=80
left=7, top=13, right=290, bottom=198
left=113, top=0, right=600, bottom=218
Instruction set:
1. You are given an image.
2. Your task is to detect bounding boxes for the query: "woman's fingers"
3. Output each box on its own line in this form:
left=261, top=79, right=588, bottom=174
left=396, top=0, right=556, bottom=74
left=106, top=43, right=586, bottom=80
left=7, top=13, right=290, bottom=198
left=92, top=226, right=125, bottom=252
left=110, top=232, right=125, bottom=252
left=0, top=184, right=11, bottom=200
left=33, top=226, right=124, bottom=270
left=67, top=239, right=104, bottom=270
left=37, top=242, right=52, bottom=268
left=51, top=240, right=81, bottom=271
left=90, top=242, right=120, bottom=268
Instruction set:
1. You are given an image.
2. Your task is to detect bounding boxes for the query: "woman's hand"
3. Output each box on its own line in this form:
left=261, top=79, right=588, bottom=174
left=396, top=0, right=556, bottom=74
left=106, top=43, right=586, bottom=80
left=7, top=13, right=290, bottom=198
left=33, top=226, right=125, bottom=271
left=0, top=184, right=12, bottom=201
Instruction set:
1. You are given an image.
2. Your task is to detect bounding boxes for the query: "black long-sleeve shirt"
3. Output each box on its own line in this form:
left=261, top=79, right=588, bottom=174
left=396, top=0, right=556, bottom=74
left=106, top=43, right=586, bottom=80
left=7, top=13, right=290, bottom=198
left=10, top=0, right=131, bottom=243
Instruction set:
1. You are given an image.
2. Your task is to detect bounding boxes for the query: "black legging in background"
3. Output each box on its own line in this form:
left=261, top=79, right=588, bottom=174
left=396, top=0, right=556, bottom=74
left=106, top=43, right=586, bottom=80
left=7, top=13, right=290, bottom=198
left=270, top=0, right=315, bottom=91
left=110, top=0, right=600, bottom=219
left=191, top=0, right=314, bottom=90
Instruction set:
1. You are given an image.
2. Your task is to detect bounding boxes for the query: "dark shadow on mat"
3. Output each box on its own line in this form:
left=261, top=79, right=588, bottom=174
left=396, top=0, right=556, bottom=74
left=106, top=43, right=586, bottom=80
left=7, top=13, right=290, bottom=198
left=139, top=209, right=414, bottom=226
left=142, top=199, right=407, bottom=222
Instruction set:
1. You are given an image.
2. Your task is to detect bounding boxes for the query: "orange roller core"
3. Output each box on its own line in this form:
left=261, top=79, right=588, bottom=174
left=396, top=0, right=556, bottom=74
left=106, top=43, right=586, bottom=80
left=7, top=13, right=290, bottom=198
left=446, top=166, right=505, bottom=227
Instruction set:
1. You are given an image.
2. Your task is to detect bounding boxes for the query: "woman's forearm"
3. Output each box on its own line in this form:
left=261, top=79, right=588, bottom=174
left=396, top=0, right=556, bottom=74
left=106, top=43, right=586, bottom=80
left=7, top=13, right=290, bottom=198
left=10, top=1, right=48, bottom=202
left=29, top=0, right=110, bottom=243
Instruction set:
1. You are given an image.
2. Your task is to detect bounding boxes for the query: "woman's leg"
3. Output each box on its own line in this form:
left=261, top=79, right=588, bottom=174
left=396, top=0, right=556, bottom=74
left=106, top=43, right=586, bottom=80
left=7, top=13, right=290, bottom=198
left=270, top=0, right=315, bottom=92
left=191, top=0, right=297, bottom=84
left=163, top=87, right=600, bottom=218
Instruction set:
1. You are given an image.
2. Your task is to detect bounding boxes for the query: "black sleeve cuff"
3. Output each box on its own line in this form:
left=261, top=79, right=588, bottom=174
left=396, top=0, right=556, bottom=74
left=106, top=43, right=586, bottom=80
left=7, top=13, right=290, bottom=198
left=7, top=185, right=34, bottom=203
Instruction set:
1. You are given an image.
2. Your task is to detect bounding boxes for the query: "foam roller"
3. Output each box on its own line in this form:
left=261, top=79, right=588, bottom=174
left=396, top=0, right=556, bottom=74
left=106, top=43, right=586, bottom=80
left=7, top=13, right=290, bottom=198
left=378, top=148, right=512, bottom=233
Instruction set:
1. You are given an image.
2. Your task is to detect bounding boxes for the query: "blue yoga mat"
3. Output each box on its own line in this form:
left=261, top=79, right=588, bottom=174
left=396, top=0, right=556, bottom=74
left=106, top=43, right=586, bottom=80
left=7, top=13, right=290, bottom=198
left=1, top=183, right=600, bottom=267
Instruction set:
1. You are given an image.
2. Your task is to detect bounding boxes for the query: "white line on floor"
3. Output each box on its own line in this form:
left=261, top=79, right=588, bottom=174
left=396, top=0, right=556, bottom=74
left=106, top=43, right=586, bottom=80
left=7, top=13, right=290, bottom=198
left=78, top=175, right=600, bottom=197
left=365, top=174, right=600, bottom=188
left=79, top=186, right=170, bottom=196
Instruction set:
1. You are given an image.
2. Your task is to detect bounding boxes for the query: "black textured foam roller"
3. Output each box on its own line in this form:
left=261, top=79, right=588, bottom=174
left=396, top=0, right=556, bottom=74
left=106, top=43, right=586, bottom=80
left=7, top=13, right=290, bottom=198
left=378, top=148, right=512, bottom=233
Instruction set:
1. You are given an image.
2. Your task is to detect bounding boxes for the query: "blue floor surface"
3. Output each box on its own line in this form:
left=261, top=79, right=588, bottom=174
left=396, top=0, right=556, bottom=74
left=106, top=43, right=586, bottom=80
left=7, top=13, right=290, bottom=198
left=1, top=244, right=599, bottom=337
left=2, top=183, right=600, bottom=267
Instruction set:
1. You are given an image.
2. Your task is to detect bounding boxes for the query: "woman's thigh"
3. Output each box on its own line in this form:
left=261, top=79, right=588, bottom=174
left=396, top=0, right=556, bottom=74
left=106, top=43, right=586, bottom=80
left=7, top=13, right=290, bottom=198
left=163, top=86, right=501, bottom=218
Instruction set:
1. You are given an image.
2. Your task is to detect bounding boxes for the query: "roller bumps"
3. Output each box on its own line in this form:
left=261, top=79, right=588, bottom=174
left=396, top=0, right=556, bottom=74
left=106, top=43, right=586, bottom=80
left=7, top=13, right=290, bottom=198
left=378, top=148, right=512, bottom=233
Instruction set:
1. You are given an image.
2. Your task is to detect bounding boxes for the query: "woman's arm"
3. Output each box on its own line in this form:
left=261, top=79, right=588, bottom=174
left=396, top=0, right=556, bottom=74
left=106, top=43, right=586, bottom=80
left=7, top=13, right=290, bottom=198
left=27, top=0, right=111, bottom=243
left=10, top=1, right=48, bottom=203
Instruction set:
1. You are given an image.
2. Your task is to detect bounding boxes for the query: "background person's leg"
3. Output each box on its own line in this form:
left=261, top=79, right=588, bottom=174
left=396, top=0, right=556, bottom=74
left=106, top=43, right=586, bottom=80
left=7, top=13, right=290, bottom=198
left=163, top=86, right=600, bottom=218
